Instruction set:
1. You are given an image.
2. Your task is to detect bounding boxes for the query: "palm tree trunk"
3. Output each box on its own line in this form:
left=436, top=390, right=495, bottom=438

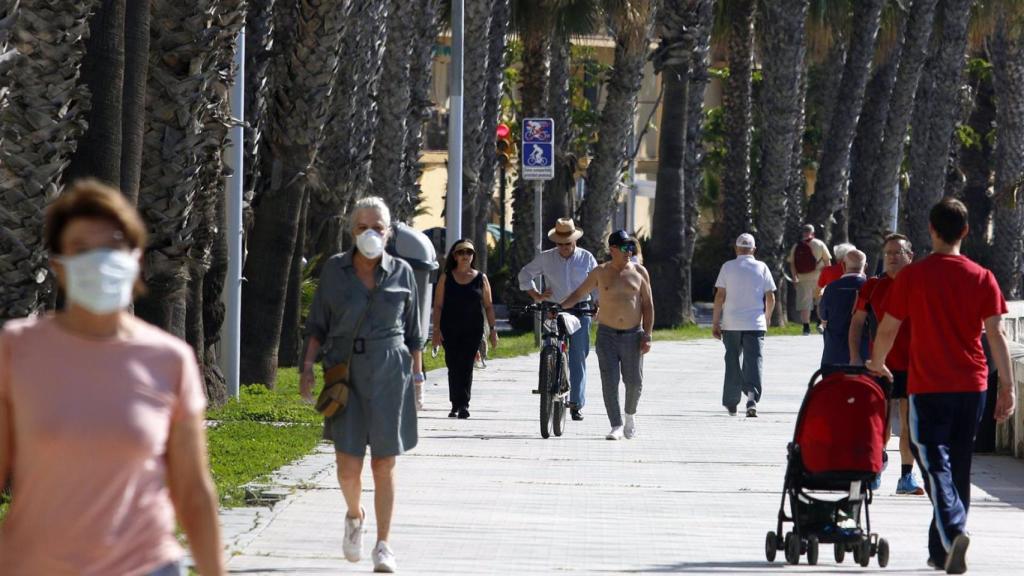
left=243, top=0, right=275, bottom=231
left=649, top=0, right=699, bottom=328
left=848, top=52, right=899, bottom=268
left=461, top=0, right=496, bottom=245
left=580, top=0, right=658, bottom=254
left=783, top=67, right=809, bottom=325
left=278, top=192, right=308, bottom=367
left=240, top=0, right=346, bottom=386
left=755, top=0, right=809, bottom=324
left=201, top=170, right=229, bottom=407
left=959, top=63, right=995, bottom=267
left=402, top=0, right=444, bottom=228
left=0, top=0, right=97, bottom=322
left=472, top=0, right=511, bottom=273
left=867, top=0, right=939, bottom=262
left=719, top=0, right=755, bottom=243
left=990, top=20, right=1024, bottom=299
left=119, top=0, right=150, bottom=204
left=66, top=0, right=125, bottom=188
left=372, top=0, right=416, bottom=222
left=904, top=0, right=973, bottom=256
left=542, top=34, right=573, bottom=248
left=805, top=0, right=886, bottom=242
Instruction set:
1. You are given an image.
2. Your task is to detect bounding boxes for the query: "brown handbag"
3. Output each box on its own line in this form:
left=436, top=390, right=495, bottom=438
left=315, top=287, right=377, bottom=417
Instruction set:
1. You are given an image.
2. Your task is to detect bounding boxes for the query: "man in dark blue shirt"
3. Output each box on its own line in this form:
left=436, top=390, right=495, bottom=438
left=819, top=249, right=868, bottom=367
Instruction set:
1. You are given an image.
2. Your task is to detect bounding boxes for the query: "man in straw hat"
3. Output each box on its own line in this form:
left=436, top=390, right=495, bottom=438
left=518, top=218, right=598, bottom=420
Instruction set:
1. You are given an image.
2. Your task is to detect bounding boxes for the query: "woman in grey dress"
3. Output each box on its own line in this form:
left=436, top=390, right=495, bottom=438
left=299, top=196, right=424, bottom=573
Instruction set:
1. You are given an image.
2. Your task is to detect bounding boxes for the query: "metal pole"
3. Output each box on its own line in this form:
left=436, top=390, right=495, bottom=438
left=498, top=164, right=506, bottom=269
left=223, top=24, right=245, bottom=399
left=534, top=180, right=542, bottom=346
left=445, top=0, right=464, bottom=253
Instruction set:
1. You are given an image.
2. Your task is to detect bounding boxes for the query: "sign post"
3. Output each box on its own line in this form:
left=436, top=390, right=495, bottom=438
left=522, top=118, right=555, bottom=345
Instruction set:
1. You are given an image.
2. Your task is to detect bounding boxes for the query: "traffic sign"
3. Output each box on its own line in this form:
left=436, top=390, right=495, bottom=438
left=522, top=118, right=554, bottom=180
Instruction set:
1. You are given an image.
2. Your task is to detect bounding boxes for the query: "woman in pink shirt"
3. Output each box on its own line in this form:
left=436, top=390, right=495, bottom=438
left=0, top=181, right=224, bottom=575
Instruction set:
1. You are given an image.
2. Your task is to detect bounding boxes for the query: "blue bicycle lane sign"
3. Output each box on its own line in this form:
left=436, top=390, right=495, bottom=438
left=522, top=118, right=554, bottom=181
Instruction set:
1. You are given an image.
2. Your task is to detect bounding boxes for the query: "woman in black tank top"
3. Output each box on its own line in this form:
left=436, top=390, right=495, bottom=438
left=431, top=239, right=498, bottom=418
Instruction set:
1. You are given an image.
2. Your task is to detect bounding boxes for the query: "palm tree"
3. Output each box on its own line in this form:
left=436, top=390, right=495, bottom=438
left=119, top=0, right=150, bottom=203
left=372, top=0, right=417, bottom=222
left=649, top=0, right=712, bottom=328
left=244, top=0, right=275, bottom=232
left=860, top=0, right=940, bottom=266
left=716, top=0, right=755, bottom=244
left=0, top=0, right=97, bottom=323
left=754, top=0, right=809, bottom=324
left=959, top=57, right=995, bottom=267
left=989, top=5, right=1024, bottom=298
left=240, top=0, right=347, bottom=386
left=904, top=0, right=974, bottom=256
left=804, top=0, right=886, bottom=243
left=579, top=0, right=659, bottom=253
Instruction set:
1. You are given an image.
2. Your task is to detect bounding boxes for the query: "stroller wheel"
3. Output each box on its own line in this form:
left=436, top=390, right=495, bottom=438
left=834, top=542, right=845, bottom=564
left=877, top=538, right=890, bottom=568
left=785, top=532, right=801, bottom=565
left=806, top=535, right=819, bottom=565
left=765, top=531, right=778, bottom=562
left=857, top=539, right=871, bottom=567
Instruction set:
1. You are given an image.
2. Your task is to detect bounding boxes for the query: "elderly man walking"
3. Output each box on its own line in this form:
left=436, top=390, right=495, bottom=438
left=518, top=218, right=598, bottom=420
left=788, top=224, right=831, bottom=335
left=712, top=234, right=777, bottom=417
left=818, top=249, right=868, bottom=367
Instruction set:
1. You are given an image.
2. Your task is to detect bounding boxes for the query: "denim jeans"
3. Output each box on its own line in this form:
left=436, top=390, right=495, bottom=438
left=568, top=314, right=592, bottom=409
left=721, top=330, right=764, bottom=408
left=148, top=561, right=183, bottom=576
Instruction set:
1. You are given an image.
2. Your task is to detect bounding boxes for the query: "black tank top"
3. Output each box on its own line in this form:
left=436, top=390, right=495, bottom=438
left=441, top=269, right=485, bottom=336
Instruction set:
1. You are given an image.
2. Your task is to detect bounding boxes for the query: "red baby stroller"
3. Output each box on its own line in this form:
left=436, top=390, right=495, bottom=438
left=765, top=366, right=891, bottom=567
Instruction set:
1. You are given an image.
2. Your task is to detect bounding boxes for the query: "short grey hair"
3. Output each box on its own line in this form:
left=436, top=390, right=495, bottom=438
left=833, top=243, right=855, bottom=261
left=350, top=196, right=392, bottom=230
left=844, top=249, right=866, bottom=273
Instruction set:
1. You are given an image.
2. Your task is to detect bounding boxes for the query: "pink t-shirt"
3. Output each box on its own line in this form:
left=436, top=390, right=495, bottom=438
left=0, top=315, right=206, bottom=576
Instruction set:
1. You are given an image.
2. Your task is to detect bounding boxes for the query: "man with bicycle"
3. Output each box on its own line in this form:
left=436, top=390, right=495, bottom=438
left=561, top=230, right=654, bottom=440
left=518, top=218, right=598, bottom=421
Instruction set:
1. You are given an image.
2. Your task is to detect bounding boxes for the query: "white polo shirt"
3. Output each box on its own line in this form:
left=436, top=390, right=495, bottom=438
left=715, top=255, right=777, bottom=331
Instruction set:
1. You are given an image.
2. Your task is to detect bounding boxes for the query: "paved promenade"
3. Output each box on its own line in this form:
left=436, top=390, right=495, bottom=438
left=223, top=336, right=1024, bottom=574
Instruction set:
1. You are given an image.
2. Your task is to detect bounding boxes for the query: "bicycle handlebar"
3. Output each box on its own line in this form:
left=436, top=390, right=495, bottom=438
left=512, top=301, right=597, bottom=316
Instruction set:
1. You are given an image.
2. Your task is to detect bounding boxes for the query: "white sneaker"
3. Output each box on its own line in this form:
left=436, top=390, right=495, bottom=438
left=414, top=381, right=424, bottom=411
left=606, top=426, right=623, bottom=440
left=372, top=540, right=397, bottom=573
left=624, top=414, right=637, bottom=439
left=343, top=507, right=365, bottom=562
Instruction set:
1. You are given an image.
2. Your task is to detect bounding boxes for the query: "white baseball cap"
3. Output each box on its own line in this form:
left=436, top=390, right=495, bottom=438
left=736, top=233, right=756, bottom=249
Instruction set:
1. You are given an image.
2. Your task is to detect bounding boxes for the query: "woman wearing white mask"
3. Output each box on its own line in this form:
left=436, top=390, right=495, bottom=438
left=0, top=180, right=224, bottom=575
left=299, top=196, right=422, bottom=573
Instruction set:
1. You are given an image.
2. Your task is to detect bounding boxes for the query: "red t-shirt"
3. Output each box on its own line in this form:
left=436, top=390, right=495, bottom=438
left=886, top=254, right=1007, bottom=394
left=817, top=262, right=844, bottom=289
left=855, top=275, right=910, bottom=371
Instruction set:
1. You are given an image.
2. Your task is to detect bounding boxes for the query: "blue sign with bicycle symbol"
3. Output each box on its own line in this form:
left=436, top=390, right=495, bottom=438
left=522, top=118, right=554, bottom=180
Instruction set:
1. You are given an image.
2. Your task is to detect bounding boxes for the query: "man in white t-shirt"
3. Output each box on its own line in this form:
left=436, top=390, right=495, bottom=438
left=712, top=233, right=777, bottom=417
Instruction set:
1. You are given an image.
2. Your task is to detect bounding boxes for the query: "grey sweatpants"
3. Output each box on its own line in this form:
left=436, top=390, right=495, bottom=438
left=596, top=324, right=644, bottom=427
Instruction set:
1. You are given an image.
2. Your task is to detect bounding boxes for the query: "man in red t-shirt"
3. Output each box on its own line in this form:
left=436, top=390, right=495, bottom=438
left=849, top=234, right=923, bottom=495
left=868, top=198, right=1016, bottom=574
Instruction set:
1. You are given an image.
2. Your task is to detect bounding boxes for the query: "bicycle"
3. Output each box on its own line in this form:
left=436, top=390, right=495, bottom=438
left=517, top=301, right=596, bottom=439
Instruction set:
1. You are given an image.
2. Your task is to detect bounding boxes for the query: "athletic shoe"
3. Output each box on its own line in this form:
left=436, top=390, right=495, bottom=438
left=606, top=426, right=624, bottom=440
left=802, top=325, right=811, bottom=336
left=458, top=408, right=470, bottom=419
left=624, top=414, right=637, bottom=439
left=727, top=406, right=737, bottom=416
left=927, top=558, right=944, bottom=570
left=945, top=533, right=970, bottom=574
left=896, top=472, right=926, bottom=495
left=571, top=408, right=584, bottom=421
left=746, top=406, right=757, bottom=418
left=815, top=322, right=824, bottom=334
left=343, top=507, right=365, bottom=562
left=372, top=541, right=397, bottom=573
left=869, top=452, right=888, bottom=491
left=448, top=409, right=457, bottom=418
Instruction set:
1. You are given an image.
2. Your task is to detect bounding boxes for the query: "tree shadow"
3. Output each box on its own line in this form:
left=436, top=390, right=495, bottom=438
left=968, top=453, right=1024, bottom=513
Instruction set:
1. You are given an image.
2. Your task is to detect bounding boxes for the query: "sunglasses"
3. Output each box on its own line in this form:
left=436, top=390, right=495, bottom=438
left=455, top=249, right=475, bottom=256
left=555, top=241, right=573, bottom=247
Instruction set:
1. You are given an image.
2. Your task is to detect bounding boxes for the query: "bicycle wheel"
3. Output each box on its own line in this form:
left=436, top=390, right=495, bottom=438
left=552, top=353, right=568, bottom=436
left=539, top=348, right=557, bottom=438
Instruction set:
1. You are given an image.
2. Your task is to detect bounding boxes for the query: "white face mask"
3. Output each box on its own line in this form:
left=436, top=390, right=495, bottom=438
left=355, top=229, right=385, bottom=259
left=57, top=248, right=140, bottom=314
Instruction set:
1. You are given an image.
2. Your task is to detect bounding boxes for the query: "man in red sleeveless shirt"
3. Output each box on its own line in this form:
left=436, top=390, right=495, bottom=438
left=867, top=198, right=1016, bottom=574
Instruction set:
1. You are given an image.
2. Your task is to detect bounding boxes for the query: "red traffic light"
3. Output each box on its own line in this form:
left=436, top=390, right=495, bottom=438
left=496, top=123, right=510, bottom=140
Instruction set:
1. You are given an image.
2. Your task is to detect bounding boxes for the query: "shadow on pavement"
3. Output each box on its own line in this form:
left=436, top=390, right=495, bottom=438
left=969, top=454, right=1024, bottom=512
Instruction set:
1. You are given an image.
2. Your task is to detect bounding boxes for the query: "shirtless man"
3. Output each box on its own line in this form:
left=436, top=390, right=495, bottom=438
left=562, top=230, right=654, bottom=440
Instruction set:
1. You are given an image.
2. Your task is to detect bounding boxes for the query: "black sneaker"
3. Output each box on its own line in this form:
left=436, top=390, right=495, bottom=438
left=727, top=406, right=737, bottom=416
left=945, top=533, right=969, bottom=574
left=802, top=325, right=811, bottom=336
left=457, top=408, right=470, bottom=419
left=448, top=409, right=457, bottom=418
left=571, top=408, right=584, bottom=421
left=746, top=406, right=757, bottom=418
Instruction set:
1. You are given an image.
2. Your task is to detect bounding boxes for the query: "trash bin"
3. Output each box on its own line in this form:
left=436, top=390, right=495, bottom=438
left=975, top=332, right=999, bottom=453
left=386, top=223, right=439, bottom=343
